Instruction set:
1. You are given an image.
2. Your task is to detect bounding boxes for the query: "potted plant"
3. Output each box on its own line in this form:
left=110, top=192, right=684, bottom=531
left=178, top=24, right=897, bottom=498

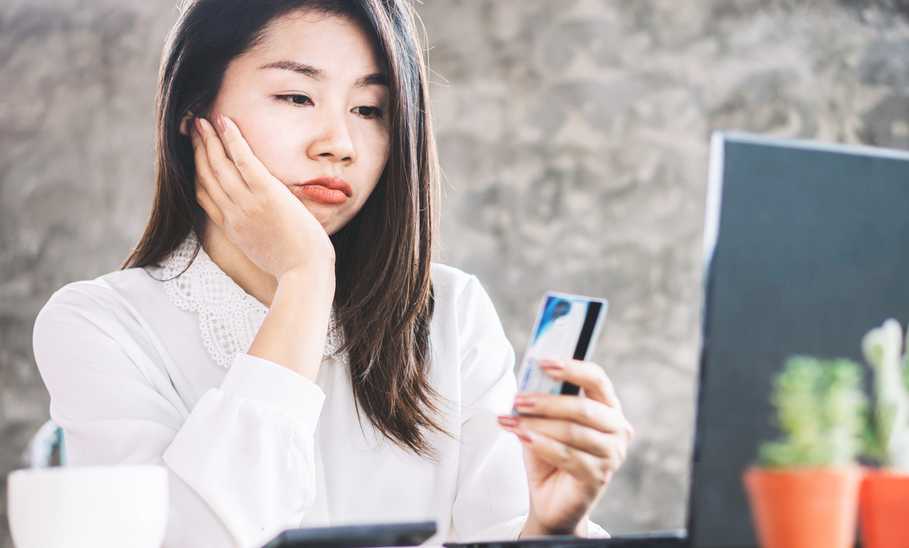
left=859, top=318, right=909, bottom=548
left=743, top=356, right=867, bottom=548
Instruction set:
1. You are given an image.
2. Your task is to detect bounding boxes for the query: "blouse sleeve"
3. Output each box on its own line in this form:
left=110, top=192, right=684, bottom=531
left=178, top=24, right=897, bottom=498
left=31, top=282, right=325, bottom=548
left=450, top=276, right=610, bottom=541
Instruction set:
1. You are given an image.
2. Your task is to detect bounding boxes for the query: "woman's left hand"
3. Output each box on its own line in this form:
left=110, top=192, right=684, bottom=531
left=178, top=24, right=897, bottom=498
left=497, top=359, right=634, bottom=538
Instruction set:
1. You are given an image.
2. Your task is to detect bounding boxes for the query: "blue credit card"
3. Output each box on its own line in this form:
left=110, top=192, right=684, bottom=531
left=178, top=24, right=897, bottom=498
left=514, top=291, right=608, bottom=402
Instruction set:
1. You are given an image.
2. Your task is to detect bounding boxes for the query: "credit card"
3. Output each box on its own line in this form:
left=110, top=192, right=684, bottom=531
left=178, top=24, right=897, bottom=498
left=514, top=291, right=608, bottom=407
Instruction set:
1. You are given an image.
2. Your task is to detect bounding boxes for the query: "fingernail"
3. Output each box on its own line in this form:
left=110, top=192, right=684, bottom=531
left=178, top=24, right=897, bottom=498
left=515, top=430, right=533, bottom=444
left=540, top=360, right=563, bottom=370
left=497, top=415, right=519, bottom=428
left=513, top=395, right=535, bottom=409
left=216, top=114, right=227, bottom=133
left=193, top=117, right=203, bottom=134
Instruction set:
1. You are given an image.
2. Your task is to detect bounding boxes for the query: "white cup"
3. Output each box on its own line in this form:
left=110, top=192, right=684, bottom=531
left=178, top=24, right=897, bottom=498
left=7, top=465, right=168, bottom=548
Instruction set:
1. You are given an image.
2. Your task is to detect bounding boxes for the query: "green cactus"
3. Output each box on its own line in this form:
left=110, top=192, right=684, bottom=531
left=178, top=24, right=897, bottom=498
left=863, top=319, right=909, bottom=472
left=758, top=356, right=867, bottom=468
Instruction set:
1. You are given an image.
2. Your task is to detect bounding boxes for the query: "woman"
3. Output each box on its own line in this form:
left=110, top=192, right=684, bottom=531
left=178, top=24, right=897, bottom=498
left=31, top=1, right=634, bottom=546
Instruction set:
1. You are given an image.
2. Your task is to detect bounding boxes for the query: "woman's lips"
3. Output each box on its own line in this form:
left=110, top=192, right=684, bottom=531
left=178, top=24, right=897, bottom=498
left=289, top=177, right=352, bottom=205
left=290, top=184, right=349, bottom=205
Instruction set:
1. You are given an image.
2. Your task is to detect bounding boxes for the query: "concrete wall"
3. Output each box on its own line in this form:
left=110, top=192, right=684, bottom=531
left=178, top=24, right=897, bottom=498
left=2, top=0, right=908, bottom=544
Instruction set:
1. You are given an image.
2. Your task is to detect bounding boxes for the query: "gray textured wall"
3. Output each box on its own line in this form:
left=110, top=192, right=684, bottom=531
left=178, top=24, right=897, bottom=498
left=2, top=0, right=909, bottom=545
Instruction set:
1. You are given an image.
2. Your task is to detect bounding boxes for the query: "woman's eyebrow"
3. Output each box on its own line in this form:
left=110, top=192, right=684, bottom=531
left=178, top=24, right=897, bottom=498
left=258, top=60, right=388, bottom=88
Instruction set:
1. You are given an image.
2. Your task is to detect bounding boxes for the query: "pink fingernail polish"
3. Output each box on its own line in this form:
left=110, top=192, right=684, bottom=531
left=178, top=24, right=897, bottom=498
left=540, top=360, right=563, bottom=370
left=513, top=395, right=535, bottom=409
left=215, top=114, right=226, bottom=133
left=497, top=415, right=519, bottom=427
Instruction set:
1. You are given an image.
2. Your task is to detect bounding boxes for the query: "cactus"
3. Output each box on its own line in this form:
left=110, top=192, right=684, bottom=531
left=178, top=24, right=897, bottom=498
left=863, top=319, right=909, bottom=472
left=758, top=356, right=867, bottom=468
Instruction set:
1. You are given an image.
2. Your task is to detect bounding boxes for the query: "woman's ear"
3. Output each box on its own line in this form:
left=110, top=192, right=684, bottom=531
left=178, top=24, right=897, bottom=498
left=179, top=112, right=195, bottom=136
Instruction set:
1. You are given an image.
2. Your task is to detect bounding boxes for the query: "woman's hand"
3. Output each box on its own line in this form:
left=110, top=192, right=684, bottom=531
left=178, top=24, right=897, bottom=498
left=191, top=115, right=335, bottom=279
left=497, top=359, right=634, bottom=537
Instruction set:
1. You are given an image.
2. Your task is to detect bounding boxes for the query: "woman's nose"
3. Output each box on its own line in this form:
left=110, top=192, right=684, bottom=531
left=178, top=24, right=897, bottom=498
left=307, top=111, right=355, bottom=165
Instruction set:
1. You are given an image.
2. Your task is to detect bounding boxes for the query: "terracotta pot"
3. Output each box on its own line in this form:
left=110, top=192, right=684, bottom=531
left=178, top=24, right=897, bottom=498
left=860, top=469, right=909, bottom=548
left=743, top=466, right=863, bottom=548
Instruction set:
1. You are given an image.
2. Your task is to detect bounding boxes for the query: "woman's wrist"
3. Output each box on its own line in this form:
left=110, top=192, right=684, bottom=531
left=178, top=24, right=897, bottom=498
left=519, top=515, right=588, bottom=539
left=279, top=259, right=336, bottom=294
left=518, top=517, right=548, bottom=539
left=249, top=262, right=335, bottom=380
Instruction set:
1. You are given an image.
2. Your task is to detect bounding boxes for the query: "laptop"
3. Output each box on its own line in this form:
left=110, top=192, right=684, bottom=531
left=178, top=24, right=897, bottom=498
left=446, top=132, right=909, bottom=548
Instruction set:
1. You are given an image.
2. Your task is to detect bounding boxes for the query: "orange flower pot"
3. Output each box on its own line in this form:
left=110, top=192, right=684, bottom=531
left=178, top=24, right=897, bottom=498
left=860, top=469, right=909, bottom=548
left=743, top=466, right=863, bottom=548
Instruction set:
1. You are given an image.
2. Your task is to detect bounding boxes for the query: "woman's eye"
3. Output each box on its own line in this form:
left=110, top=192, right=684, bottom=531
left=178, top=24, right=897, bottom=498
left=353, top=106, right=384, bottom=120
left=276, top=94, right=313, bottom=107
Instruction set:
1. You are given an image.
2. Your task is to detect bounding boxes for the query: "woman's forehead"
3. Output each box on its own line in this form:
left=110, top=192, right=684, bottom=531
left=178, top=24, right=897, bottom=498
left=248, top=10, right=385, bottom=82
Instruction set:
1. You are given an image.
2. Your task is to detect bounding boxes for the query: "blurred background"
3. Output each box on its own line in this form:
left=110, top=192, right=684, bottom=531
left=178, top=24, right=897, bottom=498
left=2, top=0, right=909, bottom=545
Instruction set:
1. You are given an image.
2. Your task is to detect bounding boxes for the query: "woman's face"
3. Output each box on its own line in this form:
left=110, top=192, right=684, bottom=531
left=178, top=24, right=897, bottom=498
left=207, top=10, right=390, bottom=235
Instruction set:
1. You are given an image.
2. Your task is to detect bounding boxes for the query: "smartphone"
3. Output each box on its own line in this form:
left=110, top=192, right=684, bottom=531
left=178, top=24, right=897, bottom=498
left=261, top=520, right=437, bottom=547
left=514, top=291, right=608, bottom=405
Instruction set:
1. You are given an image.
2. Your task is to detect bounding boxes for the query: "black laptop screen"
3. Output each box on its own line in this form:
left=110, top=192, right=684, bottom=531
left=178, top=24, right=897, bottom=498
left=689, top=133, right=909, bottom=548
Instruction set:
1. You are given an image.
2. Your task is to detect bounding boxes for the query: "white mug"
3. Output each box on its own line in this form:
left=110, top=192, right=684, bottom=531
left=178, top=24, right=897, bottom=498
left=7, top=465, right=168, bottom=548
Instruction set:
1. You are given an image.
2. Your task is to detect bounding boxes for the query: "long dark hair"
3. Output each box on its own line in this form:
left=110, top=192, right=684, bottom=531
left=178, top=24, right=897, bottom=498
left=123, top=0, right=447, bottom=458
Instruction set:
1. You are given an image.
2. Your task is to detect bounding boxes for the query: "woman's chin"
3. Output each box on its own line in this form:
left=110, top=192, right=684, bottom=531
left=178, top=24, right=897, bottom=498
left=319, top=216, right=345, bottom=237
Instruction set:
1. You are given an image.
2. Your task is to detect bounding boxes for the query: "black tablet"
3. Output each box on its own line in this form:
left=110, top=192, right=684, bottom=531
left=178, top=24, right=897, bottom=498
left=443, top=530, right=687, bottom=548
left=261, top=520, right=437, bottom=547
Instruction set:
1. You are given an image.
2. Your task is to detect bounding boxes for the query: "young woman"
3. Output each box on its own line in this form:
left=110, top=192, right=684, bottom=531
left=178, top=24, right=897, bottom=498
left=31, top=1, right=633, bottom=546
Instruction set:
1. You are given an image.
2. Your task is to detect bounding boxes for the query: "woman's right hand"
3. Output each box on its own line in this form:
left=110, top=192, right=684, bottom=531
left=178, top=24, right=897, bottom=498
left=190, top=114, right=336, bottom=279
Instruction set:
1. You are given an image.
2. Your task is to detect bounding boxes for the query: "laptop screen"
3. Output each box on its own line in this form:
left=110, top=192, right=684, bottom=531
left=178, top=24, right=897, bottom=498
left=688, top=133, right=909, bottom=547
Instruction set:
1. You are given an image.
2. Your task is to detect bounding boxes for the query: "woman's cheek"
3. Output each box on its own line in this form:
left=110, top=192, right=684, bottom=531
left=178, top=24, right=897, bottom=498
left=237, top=120, right=298, bottom=180
left=365, top=127, right=391, bottom=173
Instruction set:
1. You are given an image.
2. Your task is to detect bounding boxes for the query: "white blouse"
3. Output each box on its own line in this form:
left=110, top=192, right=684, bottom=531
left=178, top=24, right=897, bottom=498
left=31, top=231, right=608, bottom=548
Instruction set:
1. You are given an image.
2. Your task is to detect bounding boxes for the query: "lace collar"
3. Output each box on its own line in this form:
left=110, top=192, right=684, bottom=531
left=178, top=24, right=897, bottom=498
left=152, top=230, right=342, bottom=369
